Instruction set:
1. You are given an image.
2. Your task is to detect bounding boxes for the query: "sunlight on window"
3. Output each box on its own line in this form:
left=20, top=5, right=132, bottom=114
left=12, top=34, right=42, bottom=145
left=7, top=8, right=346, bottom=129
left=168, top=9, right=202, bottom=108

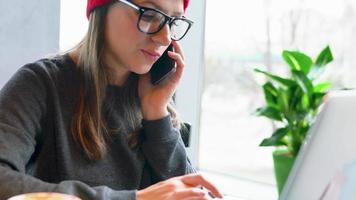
left=60, top=0, right=88, bottom=51
left=200, top=0, right=356, bottom=188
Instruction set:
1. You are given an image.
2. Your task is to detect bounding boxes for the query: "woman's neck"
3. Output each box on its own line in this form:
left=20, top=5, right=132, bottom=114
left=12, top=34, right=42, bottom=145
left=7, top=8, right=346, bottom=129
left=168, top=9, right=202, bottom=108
left=69, top=49, right=130, bottom=86
left=106, top=65, right=130, bottom=86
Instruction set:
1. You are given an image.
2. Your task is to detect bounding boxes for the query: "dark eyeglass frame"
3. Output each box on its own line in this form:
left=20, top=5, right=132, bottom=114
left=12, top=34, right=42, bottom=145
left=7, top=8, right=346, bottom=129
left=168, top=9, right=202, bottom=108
left=118, top=0, right=194, bottom=41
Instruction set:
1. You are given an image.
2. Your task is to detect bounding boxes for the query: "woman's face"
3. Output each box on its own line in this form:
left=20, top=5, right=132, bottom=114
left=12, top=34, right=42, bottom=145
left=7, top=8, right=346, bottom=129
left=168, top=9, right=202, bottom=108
left=103, top=0, right=184, bottom=76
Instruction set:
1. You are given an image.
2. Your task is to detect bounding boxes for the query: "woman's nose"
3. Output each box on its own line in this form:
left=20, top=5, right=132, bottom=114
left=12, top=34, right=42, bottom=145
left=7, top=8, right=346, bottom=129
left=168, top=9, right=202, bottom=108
left=151, top=24, right=172, bottom=46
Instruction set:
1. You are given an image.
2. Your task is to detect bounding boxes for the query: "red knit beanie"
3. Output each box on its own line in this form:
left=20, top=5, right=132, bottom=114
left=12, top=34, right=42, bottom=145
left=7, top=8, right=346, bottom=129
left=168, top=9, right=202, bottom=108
left=87, top=0, right=190, bottom=18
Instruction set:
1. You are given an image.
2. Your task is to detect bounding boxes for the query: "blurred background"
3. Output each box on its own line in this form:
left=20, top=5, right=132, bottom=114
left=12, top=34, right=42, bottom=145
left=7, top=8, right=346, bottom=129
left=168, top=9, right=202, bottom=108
left=1, top=0, right=356, bottom=199
left=200, top=0, right=356, bottom=199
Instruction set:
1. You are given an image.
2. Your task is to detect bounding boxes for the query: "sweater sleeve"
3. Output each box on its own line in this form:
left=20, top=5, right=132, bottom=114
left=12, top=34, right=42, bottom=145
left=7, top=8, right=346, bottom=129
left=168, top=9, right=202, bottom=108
left=0, top=165, right=136, bottom=200
left=0, top=65, right=136, bottom=200
left=141, top=116, right=196, bottom=182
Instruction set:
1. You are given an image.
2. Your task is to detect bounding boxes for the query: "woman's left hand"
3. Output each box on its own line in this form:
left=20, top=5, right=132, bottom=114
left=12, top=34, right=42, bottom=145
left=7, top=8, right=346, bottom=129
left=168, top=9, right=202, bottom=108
left=138, top=40, right=185, bottom=120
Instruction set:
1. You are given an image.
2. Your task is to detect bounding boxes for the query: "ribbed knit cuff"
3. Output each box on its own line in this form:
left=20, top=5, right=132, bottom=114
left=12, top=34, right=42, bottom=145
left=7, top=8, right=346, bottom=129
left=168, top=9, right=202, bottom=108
left=142, top=115, right=177, bottom=142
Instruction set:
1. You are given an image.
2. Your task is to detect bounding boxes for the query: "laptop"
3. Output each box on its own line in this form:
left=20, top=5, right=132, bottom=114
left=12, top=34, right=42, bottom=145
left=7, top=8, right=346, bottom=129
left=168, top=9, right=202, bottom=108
left=280, top=90, right=356, bottom=200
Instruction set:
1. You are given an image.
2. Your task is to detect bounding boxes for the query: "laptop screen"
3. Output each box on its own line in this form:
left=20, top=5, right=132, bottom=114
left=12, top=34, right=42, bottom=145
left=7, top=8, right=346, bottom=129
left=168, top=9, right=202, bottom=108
left=280, top=90, right=356, bottom=200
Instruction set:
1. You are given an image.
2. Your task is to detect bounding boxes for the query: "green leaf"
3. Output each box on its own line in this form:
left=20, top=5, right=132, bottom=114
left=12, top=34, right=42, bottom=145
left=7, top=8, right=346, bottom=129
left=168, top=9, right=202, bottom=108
left=255, top=106, right=283, bottom=121
left=277, top=88, right=289, bottom=116
left=263, top=82, right=278, bottom=106
left=314, top=82, right=331, bottom=93
left=301, top=93, right=310, bottom=110
left=299, top=124, right=310, bottom=138
left=309, top=46, right=334, bottom=79
left=256, top=46, right=333, bottom=154
left=254, top=69, right=295, bottom=87
left=312, top=92, right=327, bottom=109
left=289, top=85, right=302, bottom=110
left=315, top=46, right=333, bottom=67
left=283, top=50, right=313, bottom=74
left=260, top=127, right=289, bottom=146
left=292, top=70, right=314, bottom=101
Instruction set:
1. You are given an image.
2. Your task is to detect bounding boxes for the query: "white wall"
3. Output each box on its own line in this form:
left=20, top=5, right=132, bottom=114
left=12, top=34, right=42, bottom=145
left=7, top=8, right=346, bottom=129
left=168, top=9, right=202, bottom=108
left=0, top=0, right=60, bottom=88
left=177, top=0, right=206, bottom=168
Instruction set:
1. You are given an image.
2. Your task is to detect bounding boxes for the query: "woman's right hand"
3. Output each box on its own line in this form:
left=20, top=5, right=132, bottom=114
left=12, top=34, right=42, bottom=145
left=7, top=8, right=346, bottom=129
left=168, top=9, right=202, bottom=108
left=136, top=173, right=223, bottom=200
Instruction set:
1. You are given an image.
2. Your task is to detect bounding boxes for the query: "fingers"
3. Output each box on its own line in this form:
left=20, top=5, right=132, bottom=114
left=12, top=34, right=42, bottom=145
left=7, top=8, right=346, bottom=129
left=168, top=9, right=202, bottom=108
left=137, top=176, right=221, bottom=200
left=167, top=51, right=184, bottom=85
left=174, top=188, right=206, bottom=199
left=171, top=40, right=185, bottom=60
left=180, top=174, right=223, bottom=198
left=169, top=40, right=185, bottom=83
left=181, top=196, right=211, bottom=200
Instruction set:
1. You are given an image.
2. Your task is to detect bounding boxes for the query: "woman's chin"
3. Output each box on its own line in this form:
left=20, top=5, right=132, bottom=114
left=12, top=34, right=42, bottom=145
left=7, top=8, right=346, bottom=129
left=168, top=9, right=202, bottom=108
left=131, top=64, right=152, bottom=74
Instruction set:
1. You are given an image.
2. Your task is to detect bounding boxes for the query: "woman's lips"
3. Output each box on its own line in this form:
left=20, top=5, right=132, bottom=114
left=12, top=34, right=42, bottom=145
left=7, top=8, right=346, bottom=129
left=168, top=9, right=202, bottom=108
left=141, top=49, right=160, bottom=62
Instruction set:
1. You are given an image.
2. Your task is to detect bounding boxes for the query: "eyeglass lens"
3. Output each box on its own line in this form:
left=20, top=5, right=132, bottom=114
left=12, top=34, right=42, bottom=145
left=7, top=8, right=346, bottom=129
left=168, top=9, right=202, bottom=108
left=138, top=9, right=190, bottom=40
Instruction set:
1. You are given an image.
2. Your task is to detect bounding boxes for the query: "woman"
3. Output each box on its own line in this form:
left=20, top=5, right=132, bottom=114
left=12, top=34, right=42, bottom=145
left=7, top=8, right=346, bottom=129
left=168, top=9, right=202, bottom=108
left=0, top=0, right=223, bottom=199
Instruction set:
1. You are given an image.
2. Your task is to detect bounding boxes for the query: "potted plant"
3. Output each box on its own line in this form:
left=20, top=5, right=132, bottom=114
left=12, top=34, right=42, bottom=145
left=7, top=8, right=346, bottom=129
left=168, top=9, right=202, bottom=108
left=254, top=46, right=333, bottom=194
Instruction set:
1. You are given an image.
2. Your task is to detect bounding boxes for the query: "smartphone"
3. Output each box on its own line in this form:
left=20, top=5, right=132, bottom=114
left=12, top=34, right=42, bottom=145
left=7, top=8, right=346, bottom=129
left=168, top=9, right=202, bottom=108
left=150, top=45, right=176, bottom=85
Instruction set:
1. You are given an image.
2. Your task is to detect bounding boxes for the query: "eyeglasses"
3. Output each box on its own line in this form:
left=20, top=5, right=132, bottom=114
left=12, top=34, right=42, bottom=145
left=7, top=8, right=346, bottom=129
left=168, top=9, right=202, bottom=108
left=118, top=0, right=194, bottom=41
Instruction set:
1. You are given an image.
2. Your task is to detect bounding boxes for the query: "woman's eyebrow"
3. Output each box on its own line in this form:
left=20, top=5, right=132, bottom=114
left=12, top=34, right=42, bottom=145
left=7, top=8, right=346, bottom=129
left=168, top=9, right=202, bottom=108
left=139, top=1, right=184, bottom=16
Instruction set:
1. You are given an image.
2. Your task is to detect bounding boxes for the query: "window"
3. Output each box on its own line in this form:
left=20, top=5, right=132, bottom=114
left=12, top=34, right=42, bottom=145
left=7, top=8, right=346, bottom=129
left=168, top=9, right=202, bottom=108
left=200, top=0, right=356, bottom=199
left=60, top=0, right=87, bottom=51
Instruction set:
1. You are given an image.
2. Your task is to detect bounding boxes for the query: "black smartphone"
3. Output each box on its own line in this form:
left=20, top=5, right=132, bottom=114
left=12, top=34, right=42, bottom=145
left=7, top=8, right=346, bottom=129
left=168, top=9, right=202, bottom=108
left=149, top=45, right=176, bottom=85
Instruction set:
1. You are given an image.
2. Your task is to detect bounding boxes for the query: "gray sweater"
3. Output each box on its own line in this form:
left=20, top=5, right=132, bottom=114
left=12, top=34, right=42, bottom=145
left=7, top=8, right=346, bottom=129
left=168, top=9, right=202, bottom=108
left=0, top=55, right=195, bottom=200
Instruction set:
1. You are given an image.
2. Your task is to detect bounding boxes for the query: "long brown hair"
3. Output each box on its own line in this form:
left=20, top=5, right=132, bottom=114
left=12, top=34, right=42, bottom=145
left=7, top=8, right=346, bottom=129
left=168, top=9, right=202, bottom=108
left=71, top=4, right=181, bottom=160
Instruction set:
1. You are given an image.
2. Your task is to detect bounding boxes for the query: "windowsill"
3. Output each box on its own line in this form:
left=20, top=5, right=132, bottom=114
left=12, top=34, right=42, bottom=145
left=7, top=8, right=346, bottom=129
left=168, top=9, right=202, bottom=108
left=199, top=170, right=278, bottom=200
